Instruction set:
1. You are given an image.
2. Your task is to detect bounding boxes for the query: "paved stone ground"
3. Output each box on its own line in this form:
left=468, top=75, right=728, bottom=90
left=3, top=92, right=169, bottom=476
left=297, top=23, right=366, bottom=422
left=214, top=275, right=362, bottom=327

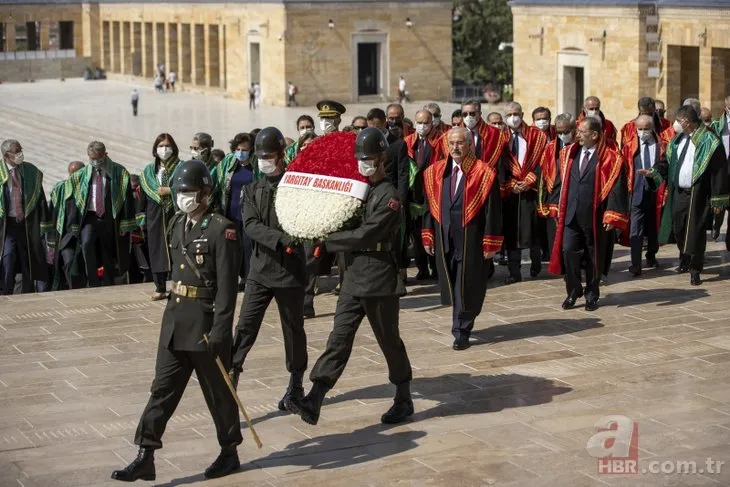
left=1, top=80, right=730, bottom=486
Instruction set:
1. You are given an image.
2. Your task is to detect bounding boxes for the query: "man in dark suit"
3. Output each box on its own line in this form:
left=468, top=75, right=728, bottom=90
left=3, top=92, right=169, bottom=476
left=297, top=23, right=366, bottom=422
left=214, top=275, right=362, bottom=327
left=626, top=115, right=667, bottom=276
left=111, top=160, right=242, bottom=482
left=548, top=117, right=628, bottom=311
left=367, top=108, right=410, bottom=281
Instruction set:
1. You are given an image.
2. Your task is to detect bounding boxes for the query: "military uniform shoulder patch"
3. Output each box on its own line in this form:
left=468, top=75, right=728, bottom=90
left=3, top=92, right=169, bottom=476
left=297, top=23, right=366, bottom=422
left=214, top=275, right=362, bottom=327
left=225, top=229, right=237, bottom=241
left=387, top=199, right=401, bottom=211
left=201, top=216, right=211, bottom=230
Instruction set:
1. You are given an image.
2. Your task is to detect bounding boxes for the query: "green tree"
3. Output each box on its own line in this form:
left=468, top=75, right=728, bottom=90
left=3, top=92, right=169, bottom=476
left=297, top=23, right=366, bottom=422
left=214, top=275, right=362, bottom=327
left=453, top=0, right=513, bottom=85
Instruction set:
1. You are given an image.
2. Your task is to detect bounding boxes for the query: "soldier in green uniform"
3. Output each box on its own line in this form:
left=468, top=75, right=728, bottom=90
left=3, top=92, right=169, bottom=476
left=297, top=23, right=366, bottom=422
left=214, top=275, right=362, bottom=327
left=229, top=127, right=308, bottom=412
left=288, top=128, right=414, bottom=426
left=111, top=160, right=242, bottom=482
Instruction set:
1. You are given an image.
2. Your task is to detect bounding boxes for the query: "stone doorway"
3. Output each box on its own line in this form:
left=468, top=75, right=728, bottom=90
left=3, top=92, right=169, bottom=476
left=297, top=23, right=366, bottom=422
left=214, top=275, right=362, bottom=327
left=352, top=31, right=387, bottom=102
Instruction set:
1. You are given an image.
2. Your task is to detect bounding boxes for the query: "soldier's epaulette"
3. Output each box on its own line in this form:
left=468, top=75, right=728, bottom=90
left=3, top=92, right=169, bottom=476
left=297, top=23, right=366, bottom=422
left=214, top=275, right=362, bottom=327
left=203, top=213, right=231, bottom=230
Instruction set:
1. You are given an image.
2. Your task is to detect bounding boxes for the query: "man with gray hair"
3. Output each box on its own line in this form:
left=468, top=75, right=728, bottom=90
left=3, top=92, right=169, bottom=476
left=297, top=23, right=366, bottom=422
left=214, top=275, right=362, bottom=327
left=683, top=97, right=701, bottom=115
left=538, top=113, right=577, bottom=254
left=423, top=127, right=503, bottom=350
left=66, top=141, right=136, bottom=287
left=656, top=105, right=728, bottom=285
left=578, top=96, right=618, bottom=142
left=502, top=101, right=548, bottom=283
left=0, top=139, right=50, bottom=294
left=424, top=102, right=450, bottom=138
left=190, top=132, right=215, bottom=168
left=623, top=114, right=668, bottom=276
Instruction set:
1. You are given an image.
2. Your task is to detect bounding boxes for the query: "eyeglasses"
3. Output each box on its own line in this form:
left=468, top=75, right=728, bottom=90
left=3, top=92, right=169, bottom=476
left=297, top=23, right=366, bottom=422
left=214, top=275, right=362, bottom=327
left=461, top=111, right=478, bottom=117
left=556, top=130, right=572, bottom=135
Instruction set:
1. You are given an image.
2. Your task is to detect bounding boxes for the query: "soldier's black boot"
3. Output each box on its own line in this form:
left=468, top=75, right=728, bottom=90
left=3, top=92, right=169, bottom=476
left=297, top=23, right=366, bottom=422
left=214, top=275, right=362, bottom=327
left=381, top=382, right=414, bottom=424
left=111, top=447, right=155, bottom=482
left=204, top=446, right=240, bottom=479
left=228, top=368, right=241, bottom=390
left=296, top=381, right=330, bottom=425
left=279, top=372, right=304, bottom=412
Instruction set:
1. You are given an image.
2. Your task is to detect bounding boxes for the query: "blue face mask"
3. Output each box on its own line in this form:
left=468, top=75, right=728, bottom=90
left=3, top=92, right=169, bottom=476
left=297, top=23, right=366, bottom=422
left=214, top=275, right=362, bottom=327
left=235, top=150, right=249, bottom=162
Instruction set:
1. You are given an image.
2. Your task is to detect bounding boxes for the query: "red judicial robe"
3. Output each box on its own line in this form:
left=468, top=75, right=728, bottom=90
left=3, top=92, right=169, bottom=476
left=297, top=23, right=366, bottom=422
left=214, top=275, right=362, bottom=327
left=422, top=154, right=503, bottom=313
left=404, top=131, right=443, bottom=217
left=620, top=118, right=674, bottom=150
left=501, top=123, right=548, bottom=249
left=538, top=138, right=561, bottom=219
left=547, top=140, right=629, bottom=275
left=439, top=119, right=509, bottom=169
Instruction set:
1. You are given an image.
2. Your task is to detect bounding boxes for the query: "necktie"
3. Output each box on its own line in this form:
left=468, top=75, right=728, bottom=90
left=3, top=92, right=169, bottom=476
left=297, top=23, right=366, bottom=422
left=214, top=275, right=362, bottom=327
left=633, top=143, right=652, bottom=205
left=450, top=165, right=460, bottom=202
left=94, top=169, right=105, bottom=217
left=9, top=167, right=23, bottom=222
left=511, top=133, right=519, bottom=157
left=643, top=142, right=652, bottom=171
left=580, top=150, right=590, bottom=177
left=185, top=219, right=194, bottom=235
left=474, top=132, right=482, bottom=156
left=416, top=138, right=426, bottom=168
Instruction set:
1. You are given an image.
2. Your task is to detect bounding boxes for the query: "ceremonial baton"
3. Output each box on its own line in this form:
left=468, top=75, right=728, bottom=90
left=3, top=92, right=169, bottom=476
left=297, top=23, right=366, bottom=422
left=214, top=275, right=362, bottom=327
left=201, top=334, right=263, bottom=449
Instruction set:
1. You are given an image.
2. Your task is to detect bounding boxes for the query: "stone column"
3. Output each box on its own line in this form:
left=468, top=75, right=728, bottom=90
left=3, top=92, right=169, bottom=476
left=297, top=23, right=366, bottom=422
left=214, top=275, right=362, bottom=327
left=181, top=23, right=190, bottom=83
left=699, top=45, right=712, bottom=107
left=709, top=48, right=728, bottom=116
left=219, top=24, right=226, bottom=89
left=204, top=24, right=211, bottom=87
left=164, top=23, right=171, bottom=76
left=152, top=20, right=159, bottom=74
left=109, top=21, right=116, bottom=73
left=190, top=24, right=197, bottom=85
left=665, top=45, right=681, bottom=110
left=40, top=21, right=50, bottom=50
left=143, top=22, right=153, bottom=78
left=6, top=22, right=16, bottom=51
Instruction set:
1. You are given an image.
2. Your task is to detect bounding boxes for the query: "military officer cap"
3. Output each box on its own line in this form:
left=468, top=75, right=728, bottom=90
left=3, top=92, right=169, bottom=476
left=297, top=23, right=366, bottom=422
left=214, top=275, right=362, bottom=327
left=172, top=159, right=213, bottom=192
left=317, top=100, right=347, bottom=119
left=355, top=127, right=389, bottom=160
left=254, top=127, right=286, bottom=157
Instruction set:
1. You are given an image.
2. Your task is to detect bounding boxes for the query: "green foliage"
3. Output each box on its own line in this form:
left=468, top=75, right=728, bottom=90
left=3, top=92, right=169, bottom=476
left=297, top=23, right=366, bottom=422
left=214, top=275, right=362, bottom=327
left=453, top=0, right=513, bottom=85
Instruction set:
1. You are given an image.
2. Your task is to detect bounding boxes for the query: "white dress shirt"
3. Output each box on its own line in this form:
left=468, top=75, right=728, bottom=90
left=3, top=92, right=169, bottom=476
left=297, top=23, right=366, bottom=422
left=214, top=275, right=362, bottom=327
left=641, top=140, right=657, bottom=169
left=452, top=160, right=464, bottom=190
left=510, top=130, right=527, bottom=167
left=156, top=165, right=166, bottom=185
left=579, top=146, right=596, bottom=173
left=677, top=132, right=696, bottom=189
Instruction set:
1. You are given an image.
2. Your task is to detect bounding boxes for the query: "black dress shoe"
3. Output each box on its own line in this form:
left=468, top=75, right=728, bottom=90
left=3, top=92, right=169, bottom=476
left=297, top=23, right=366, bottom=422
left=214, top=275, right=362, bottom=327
left=646, top=257, right=659, bottom=268
left=504, top=275, right=522, bottom=285
left=293, top=381, right=329, bottom=425
left=712, top=229, right=721, bottom=241
left=278, top=373, right=304, bottom=412
left=415, top=270, right=429, bottom=281
left=676, top=263, right=689, bottom=274
left=628, top=265, right=642, bottom=277
left=530, top=266, right=541, bottom=278
left=303, top=309, right=316, bottom=319
left=498, top=255, right=508, bottom=266
left=561, top=296, right=577, bottom=310
left=204, top=447, right=240, bottom=479
left=585, top=298, right=599, bottom=311
left=111, top=447, right=155, bottom=482
left=452, top=337, right=471, bottom=351
left=381, top=398, right=414, bottom=424
left=690, top=272, right=702, bottom=286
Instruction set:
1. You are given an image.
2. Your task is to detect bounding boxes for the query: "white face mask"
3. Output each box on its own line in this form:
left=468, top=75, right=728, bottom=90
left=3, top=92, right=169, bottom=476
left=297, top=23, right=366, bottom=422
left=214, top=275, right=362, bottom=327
left=358, top=159, right=377, bottom=177
left=505, top=115, right=522, bottom=129
left=558, top=133, right=574, bottom=145
left=415, top=123, right=431, bottom=137
left=258, top=158, right=278, bottom=175
left=535, top=119, right=550, bottom=130
left=432, top=116, right=442, bottom=127
left=299, top=127, right=314, bottom=137
left=11, top=152, right=24, bottom=165
left=637, top=129, right=653, bottom=142
left=464, top=115, right=478, bottom=129
left=176, top=192, right=199, bottom=213
left=157, top=146, right=173, bottom=161
left=673, top=120, right=684, bottom=133
left=190, top=149, right=201, bottom=160
left=90, top=157, right=104, bottom=168
left=585, top=109, right=598, bottom=118
left=320, top=119, right=336, bottom=134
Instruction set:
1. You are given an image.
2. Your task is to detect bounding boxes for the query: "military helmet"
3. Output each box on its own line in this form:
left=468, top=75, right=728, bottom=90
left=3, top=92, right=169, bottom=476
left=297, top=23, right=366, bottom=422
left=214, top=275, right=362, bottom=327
left=355, top=127, right=389, bottom=160
left=172, top=159, right=213, bottom=192
left=254, top=127, right=286, bottom=157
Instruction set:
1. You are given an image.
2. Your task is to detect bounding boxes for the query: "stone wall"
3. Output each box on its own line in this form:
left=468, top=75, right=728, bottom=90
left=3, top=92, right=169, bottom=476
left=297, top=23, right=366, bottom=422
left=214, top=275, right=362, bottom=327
left=0, top=56, right=91, bottom=82
left=512, top=4, right=730, bottom=127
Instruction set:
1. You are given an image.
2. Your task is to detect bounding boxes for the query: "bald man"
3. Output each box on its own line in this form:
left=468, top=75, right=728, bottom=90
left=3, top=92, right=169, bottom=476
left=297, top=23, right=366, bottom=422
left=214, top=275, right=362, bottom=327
left=577, top=96, right=618, bottom=142
left=625, top=115, right=668, bottom=276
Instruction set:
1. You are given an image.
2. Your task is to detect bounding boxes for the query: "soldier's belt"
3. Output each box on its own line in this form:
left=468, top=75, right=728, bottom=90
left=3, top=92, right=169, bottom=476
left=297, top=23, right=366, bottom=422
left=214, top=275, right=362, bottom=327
left=357, top=242, right=393, bottom=252
left=170, top=281, right=215, bottom=299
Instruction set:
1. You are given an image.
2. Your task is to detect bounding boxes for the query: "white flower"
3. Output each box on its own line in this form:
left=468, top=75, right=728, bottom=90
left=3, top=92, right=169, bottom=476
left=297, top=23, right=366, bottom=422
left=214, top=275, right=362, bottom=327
left=275, top=186, right=363, bottom=240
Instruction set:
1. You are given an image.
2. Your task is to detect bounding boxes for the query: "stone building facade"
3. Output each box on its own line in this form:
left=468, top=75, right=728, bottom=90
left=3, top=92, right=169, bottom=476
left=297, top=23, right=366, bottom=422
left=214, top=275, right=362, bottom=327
left=510, top=0, right=730, bottom=126
left=0, top=0, right=453, bottom=106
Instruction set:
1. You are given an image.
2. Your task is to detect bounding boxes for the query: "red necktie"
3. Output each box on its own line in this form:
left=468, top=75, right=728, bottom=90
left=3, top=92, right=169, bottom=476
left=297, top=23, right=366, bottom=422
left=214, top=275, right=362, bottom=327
left=10, top=167, right=23, bottom=222
left=94, top=169, right=105, bottom=217
left=451, top=165, right=460, bottom=202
